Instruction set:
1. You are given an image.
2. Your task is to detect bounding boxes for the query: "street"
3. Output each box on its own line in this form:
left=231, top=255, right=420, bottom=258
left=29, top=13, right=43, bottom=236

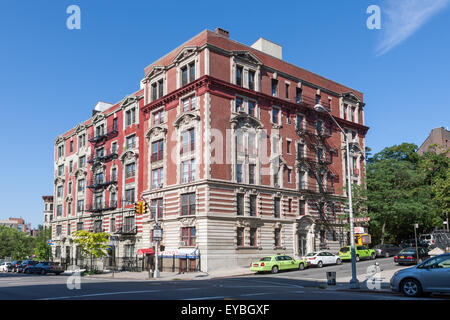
left=0, top=257, right=448, bottom=300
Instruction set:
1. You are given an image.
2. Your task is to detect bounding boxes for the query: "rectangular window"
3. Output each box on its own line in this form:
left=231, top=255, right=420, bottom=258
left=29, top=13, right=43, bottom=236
left=248, top=133, right=256, bottom=156
left=285, top=83, right=289, bottom=99
left=125, top=162, right=135, bottom=179
left=248, top=70, right=255, bottom=90
left=94, top=220, right=103, bottom=233
left=126, top=135, right=136, bottom=149
left=151, top=83, right=157, bottom=101
left=70, top=141, right=73, bottom=153
left=151, top=140, right=164, bottom=162
left=249, top=228, right=257, bottom=246
left=181, top=227, right=196, bottom=246
left=271, top=79, right=278, bottom=97
left=315, top=95, right=321, bottom=104
left=182, top=96, right=197, bottom=112
left=77, top=222, right=83, bottom=231
left=67, top=203, right=71, bottom=215
left=78, top=134, right=85, bottom=149
left=274, top=197, right=280, bottom=218
left=94, top=195, right=103, bottom=209
left=111, top=168, right=117, bottom=182
left=189, top=62, right=195, bottom=83
left=299, top=200, right=305, bottom=215
left=288, top=199, right=292, bottom=212
left=287, top=168, right=292, bottom=183
left=57, top=205, right=62, bottom=216
left=237, top=194, right=244, bottom=216
left=55, top=246, right=61, bottom=258
left=249, top=164, right=256, bottom=184
left=272, top=108, right=279, bottom=124
left=158, top=79, right=164, bottom=98
left=151, top=198, right=163, bottom=219
left=77, top=200, right=84, bottom=213
left=248, top=100, right=256, bottom=117
left=181, top=129, right=195, bottom=154
left=57, top=186, right=63, bottom=198
left=296, top=87, right=302, bottom=103
left=236, top=65, right=243, bottom=86
left=110, top=192, right=117, bottom=207
left=236, top=163, right=243, bottom=183
left=249, top=195, right=257, bottom=216
left=235, top=97, right=244, bottom=113
left=286, top=140, right=291, bottom=154
left=124, top=216, right=135, bottom=233
left=152, top=167, right=164, bottom=188
left=296, top=115, right=303, bottom=131
left=181, top=193, right=196, bottom=216
left=110, top=218, right=116, bottom=233
left=124, top=244, right=135, bottom=258
left=299, top=171, right=305, bottom=189
left=79, top=156, right=86, bottom=168
left=343, top=105, right=348, bottom=120
left=274, top=228, right=281, bottom=247
left=69, top=161, right=73, bottom=173
left=153, top=109, right=165, bottom=125
left=181, top=159, right=195, bottom=183
left=58, top=165, right=64, bottom=176
left=68, top=182, right=72, bottom=195
left=125, top=188, right=135, bottom=204
left=237, top=227, right=244, bottom=246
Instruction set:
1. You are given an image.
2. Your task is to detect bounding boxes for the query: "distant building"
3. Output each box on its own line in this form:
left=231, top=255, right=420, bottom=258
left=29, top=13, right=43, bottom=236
left=0, top=218, right=31, bottom=233
left=418, top=127, right=450, bottom=157
left=42, top=195, right=54, bottom=229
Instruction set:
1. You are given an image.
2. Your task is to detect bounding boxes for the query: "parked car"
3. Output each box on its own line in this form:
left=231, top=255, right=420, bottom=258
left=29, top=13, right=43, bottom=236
left=394, top=247, right=430, bottom=265
left=303, top=251, right=342, bottom=268
left=339, top=245, right=376, bottom=262
left=23, top=261, right=64, bottom=275
left=17, top=260, right=38, bottom=273
left=0, top=262, right=10, bottom=272
left=419, top=234, right=436, bottom=246
left=373, top=244, right=402, bottom=258
left=250, top=255, right=309, bottom=274
left=390, top=253, right=450, bottom=297
left=7, top=260, right=22, bottom=272
left=400, top=239, right=429, bottom=249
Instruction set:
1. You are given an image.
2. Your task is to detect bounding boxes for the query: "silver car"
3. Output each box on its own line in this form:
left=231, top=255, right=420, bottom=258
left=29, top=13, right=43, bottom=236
left=390, top=253, right=450, bottom=297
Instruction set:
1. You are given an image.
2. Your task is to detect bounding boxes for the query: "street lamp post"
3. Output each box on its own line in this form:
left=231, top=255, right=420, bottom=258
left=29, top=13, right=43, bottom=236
left=314, top=104, right=360, bottom=289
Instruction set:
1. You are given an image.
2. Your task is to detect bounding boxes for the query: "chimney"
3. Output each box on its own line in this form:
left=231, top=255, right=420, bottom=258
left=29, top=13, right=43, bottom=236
left=215, top=27, right=229, bottom=38
left=251, top=38, right=283, bottom=60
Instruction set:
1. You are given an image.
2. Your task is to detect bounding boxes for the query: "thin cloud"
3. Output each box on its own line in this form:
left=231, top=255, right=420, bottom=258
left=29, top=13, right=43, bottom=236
left=376, top=0, right=450, bottom=56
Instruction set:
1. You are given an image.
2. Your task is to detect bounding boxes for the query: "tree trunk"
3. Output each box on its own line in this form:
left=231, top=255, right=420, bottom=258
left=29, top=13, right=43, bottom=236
left=381, top=219, right=386, bottom=244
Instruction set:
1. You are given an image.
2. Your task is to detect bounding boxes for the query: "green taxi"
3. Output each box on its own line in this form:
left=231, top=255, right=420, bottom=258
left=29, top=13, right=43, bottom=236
left=339, top=245, right=376, bottom=262
left=249, top=255, right=308, bottom=274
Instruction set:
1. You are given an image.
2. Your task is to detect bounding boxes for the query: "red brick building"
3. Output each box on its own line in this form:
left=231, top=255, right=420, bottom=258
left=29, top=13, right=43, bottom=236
left=51, top=28, right=368, bottom=272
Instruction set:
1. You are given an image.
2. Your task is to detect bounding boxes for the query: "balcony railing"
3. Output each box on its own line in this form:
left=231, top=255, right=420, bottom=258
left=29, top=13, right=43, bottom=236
left=86, top=201, right=118, bottom=213
left=88, top=125, right=118, bottom=144
left=88, top=151, right=118, bottom=164
left=297, top=151, right=332, bottom=165
left=298, top=182, right=335, bottom=194
left=296, top=123, right=333, bottom=138
left=115, top=225, right=137, bottom=235
left=87, top=177, right=118, bottom=189
left=298, top=95, right=331, bottom=111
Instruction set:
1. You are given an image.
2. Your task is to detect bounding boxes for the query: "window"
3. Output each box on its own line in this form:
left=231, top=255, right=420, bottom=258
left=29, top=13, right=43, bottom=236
left=236, top=131, right=244, bottom=153
left=111, top=142, right=118, bottom=154
left=236, top=65, right=243, bottom=86
left=316, top=120, right=323, bottom=134
left=110, top=218, right=116, bottom=233
left=343, top=104, right=348, bottom=120
left=110, top=192, right=117, bottom=207
left=181, top=129, right=195, bottom=154
left=315, top=94, right=321, bottom=104
left=248, top=100, right=256, bottom=117
left=236, top=162, right=243, bottom=183
left=79, top=156, right=86, bottom=168
left=182, top=96, right=197, bottom=112
left=95, top=172, right=104, bottom=184
left=55, top=246, right=61, bottom=258
left=248, top=133, right=256, bottom=156
left=94, top=220, right=103, bottom=233
left=70, top=141, right=73, bottom=152
left=296, top=87, right=302, bottom=103
left=286, top=111, right=291, bottom=124
left=152, top=140, right=164, bottom=162
left=272, top=79, right=278, bottom=97
left=57, top=205, right=62, bottom=216
left=113, top=118, right=118, bottom=131
left=272, top=108, right=280, bottom=124
left=249, top=195, right=257, bottom=216
left=152, top=167, right=164, bottom=188
left=125, top=188, right=135, bottom=204
left=235, top=97, right=244, bottom=113
left=286, top=140, right=291, bottom=154
left=124, top=216, right=135, bottom=233
left=77, top=200, right=84, bottom=212
left=274, top=197, right=281, bottom=218
left=248, top=70, right=255, bottom=90
left=288, top=199, right=292, bottom=212
left=249, top=228, right=257, bottom=246
left=274, top=228, right=281, bottom=247
left=57, top=145, right=64, bottom=158
left=69, top=161, right=73, bottom=172
left=57, top=186, right=63, bottom=198
left=249, top=164, right=256, bottom=184
left=181, top=193, right=195, bottom=216
left=68, top=182, right=72, bottom=195
left=237, top=227, right=244, bottom=246
left=151, top=198, right=163, bottom=219
left=153, top=109, right=165, bottom=125
left=351, top=107, right=355, bottom=122
left=125, top=162, right=136, bottom=179
left=126, top=108, right=136, bottom=127
left=78, top=134, right=86, bottom=149
left=181, top=227, right=196, bottom=246
left=126, top=135, right=136, bottom=149
left=111, top=168, right=117, bottom=181
left=151, top=79, right=164, bottom=101
left=287, top=168, right=292, bottom=183
left=237, top=194, right=244, bottom=216
left=181, top=62, right=195, bottom=86
left=124, top=244, right=135, bottom=258
left=181, top=159, right=195, bottom=183
left=94, top=195, right=103, bottom=209
left=95, top=147, right=104, bottom=158
left=285, top=83, right=289, bottom=99
left=296, top=115, right=303, bottom=131
left=96, top=124, right=105, bottom=137
left=58, top=165, right=64, bottom=176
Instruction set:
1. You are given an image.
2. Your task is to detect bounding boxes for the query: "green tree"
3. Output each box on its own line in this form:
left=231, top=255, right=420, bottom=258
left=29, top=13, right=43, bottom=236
left=34, top=226, right=52, bottom=261
left=72, top=230, right=110, bottom=259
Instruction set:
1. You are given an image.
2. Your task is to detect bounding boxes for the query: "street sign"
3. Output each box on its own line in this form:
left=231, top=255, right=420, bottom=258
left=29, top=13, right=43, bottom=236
left=47, top=240, right=54, bottom=246
left=354, top=227, right=365, bottom=234
left=152, top=227, right=163, bottom=241
left=353, top=217, right=371, bottom=223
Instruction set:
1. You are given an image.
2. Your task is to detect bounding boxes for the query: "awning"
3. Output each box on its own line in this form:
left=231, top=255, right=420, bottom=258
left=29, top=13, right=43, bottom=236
left=137, top=248, right=154, bottom=255
left=158, top=248, right=199, bottom=259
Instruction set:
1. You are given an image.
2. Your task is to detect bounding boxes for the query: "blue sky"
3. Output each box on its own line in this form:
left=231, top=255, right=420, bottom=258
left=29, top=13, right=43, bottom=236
left=0, top=0, right=449, bottom=228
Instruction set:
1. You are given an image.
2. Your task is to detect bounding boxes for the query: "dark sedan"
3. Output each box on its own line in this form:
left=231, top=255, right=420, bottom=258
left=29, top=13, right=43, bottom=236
left=400, top=239, right=429, bottom=249
left=394, top=247, right=430, bottom=265
left=7, top=260, right=22, bottom=272
left=373, top=244, right=402, bottom=258
left=17, top=260, right=38, bottom=273
left=23, top=261, right=64, bottom=275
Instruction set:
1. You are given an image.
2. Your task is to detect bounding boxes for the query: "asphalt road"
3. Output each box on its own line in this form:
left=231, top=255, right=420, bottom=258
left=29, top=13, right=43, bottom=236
left=1, top=257, right=448, bottom=301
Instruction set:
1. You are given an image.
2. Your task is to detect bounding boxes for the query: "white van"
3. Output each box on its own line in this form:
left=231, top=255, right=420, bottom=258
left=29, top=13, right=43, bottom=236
left=419, top=234, right=435, bottom=246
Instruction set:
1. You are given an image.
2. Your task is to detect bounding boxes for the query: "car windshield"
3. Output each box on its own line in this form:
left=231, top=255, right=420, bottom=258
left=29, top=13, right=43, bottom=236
left=259, top=257, right=272, bottom=262
left=400, top=248, right=416, bottom=254
left=305, top=252, right=317, bottom=256
left=340, top=247, right=350, bottom=252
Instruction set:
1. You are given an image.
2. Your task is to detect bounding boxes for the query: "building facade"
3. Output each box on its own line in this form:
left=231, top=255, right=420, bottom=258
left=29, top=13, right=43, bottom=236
left=0, top=218, right=31, bottom=234
left=51, top=28, right=368, bottom=272
left=42, top=195, right=54, bottom=229
left=417, top=127, right=450, bottom=157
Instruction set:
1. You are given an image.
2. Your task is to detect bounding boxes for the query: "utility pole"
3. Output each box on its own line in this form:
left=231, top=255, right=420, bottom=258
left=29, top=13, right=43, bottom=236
left=414, top=224, right=419, bottom=264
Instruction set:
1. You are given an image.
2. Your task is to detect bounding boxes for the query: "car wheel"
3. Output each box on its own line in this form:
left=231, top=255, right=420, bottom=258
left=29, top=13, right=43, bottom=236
left=385, top=252, right=390, bottom=258
left=25, top=269, right=31, bottom=274
left=41, top=269, right=47, bottom=275
left=271, top=266, right=279, bottom=274
left=355, top=255, right=360, bottom=262
left=401, top=278, right=422, bottom=297
left=298, top=263, right=305, bottom=271
left=336, top=258, right=342, bottom=265
left=317, top=261, right=323, bottom=268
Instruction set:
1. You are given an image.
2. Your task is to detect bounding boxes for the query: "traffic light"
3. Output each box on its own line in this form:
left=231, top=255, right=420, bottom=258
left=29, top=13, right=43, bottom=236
left=140, top=201, right=146, bottom=215
left=135, top=201, right=146, bottom=214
